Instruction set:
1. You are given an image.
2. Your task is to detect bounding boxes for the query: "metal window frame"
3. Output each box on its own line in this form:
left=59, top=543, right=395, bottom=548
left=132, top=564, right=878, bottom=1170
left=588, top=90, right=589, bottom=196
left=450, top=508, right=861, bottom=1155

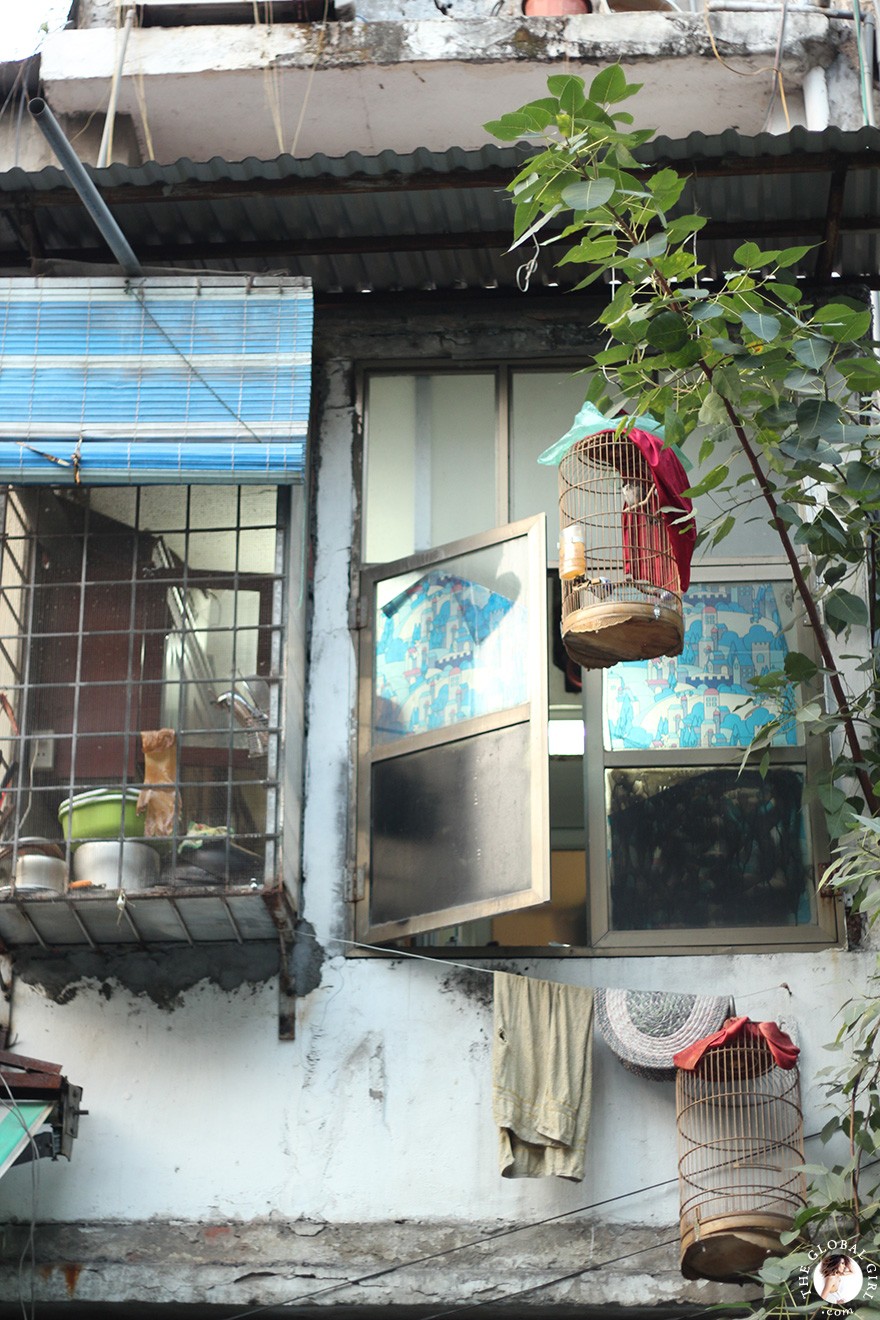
left=584, top=558, right=839, bottom=953
left=356, top=365, right=842, bottom=955
left=355, top=514, right=550, bottom=943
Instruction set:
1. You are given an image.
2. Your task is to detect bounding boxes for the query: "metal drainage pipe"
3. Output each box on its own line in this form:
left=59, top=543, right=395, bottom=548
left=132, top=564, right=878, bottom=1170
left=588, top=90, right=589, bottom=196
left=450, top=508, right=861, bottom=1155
left=28, top=97, right=143, bottom=277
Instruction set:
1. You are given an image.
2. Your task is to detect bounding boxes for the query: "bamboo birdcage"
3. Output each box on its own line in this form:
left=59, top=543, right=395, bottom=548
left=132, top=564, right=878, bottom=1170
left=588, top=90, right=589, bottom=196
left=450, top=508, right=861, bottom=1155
left=558, top=431, right=685, bottom=669
left=675, top=1028, right=806, bottom=1282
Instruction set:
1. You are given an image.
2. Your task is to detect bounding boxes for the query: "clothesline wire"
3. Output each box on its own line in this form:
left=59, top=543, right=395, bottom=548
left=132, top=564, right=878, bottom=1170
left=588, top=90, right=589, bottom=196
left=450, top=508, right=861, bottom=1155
left=315, top=930, right=793, bottom=1003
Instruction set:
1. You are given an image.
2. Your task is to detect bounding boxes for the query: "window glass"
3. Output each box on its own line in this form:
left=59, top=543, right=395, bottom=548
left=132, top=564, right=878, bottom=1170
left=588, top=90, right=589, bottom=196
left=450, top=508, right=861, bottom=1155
left=510, top=370, right=589, bottom=562
left=603, top=580, right=801, bottom=751
left=606, top=766, right=814, bottom=930
left=364, top=374, right=496, bottom=563
left=372, top=539, right=530, bottom=745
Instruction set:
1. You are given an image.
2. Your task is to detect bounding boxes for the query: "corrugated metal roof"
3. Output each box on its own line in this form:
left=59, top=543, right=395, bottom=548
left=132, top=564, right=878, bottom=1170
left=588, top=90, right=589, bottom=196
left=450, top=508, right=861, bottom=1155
left=0, top=128, right=878, bottom=293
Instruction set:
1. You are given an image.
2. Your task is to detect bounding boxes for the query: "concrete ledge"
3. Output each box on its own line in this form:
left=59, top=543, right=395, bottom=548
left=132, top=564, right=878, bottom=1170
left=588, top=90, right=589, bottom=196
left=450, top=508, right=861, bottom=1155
left=0, top=1219, right=752, bottom=1312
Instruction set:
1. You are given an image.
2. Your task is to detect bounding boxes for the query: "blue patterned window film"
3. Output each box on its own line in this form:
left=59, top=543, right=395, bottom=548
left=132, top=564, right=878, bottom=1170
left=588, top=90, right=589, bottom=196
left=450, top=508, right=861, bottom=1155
left=0, top=276, right=312, bottom=484
left=372, top=544, right=530, bottom=745
left=603, top=580, right=800, bottom=752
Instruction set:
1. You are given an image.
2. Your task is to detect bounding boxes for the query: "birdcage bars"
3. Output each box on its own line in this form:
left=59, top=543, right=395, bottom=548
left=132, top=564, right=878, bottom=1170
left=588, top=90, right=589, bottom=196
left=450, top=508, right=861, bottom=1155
left=676, top=1032, right=806, bottom=1282
left=558, top=432, right=684, bottom=669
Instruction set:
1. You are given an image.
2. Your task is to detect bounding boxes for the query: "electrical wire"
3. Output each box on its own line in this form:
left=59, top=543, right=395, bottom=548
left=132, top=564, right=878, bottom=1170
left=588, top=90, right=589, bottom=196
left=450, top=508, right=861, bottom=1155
left=701, top=0, right=792, bottom=130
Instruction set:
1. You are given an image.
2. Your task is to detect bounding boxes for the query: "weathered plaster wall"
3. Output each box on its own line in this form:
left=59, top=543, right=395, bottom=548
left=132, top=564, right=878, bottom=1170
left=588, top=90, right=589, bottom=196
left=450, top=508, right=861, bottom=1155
left=0, top=113, right=139, bottom=172
left=36, top=12, right=855, bottom=163
left=0, top=304, right=868, bottom=1313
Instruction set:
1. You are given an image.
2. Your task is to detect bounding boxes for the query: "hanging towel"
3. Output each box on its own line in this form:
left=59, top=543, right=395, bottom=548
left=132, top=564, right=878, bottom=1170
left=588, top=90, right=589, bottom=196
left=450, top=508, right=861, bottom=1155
left=626, top=429, right=697, bottom=591
left=673, top=1015, right=799, bottom=1071
left=492, top=973, right=594, bottom=1181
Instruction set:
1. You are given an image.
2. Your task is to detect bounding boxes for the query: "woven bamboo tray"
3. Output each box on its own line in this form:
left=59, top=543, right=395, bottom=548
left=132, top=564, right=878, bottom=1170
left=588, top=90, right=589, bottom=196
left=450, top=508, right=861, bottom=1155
left=561, top=601, right=684, bottom=669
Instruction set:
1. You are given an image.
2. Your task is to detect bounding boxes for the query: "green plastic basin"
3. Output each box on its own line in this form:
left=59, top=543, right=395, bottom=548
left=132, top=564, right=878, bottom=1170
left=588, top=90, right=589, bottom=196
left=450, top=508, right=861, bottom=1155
left=58, top=788, right=145, bottom=844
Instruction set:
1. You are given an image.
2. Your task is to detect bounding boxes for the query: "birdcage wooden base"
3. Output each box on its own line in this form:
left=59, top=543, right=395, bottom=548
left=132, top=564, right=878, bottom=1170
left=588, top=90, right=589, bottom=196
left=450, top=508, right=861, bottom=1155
left=561, top=601, right=684, bottom=670
left=680, top=1212, right=795, bottom=1281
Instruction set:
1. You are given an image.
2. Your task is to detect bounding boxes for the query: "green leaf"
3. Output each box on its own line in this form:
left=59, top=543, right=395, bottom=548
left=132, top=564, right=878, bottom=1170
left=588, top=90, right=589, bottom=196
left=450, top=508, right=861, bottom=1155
left=557, top=235, right=619, bottom=267
left=684, top=462, right=729, bottom=497
left=836, top=356, right=880, bottom=390
left=796, top=398, right=843, bottom=441
left=646, top=311, right=689, bottom=352
left=741, top=309, right=781, bottom=341
left=647, top=168, right=687, bottom=211
left=792, top=336, right=832, bottom=370
left=775, top=243, right=813, bottom=268
left=711, top=363, right=743, bottom=403
left=734, top=241, right=781, bottom=268
left=546, top=74, right=586, bottom=114
left=784, top=651, right=819, bottom=682
left=783, top=368, right=824, bottom=393
left=589, top=65, right=641, bottom=105
left=813, top=301, right=872, bottom=342
left=560, top=176, right=616, bottom=213
left=844, top=460, right=880, bottom=501
left=698, top=392, right=729, bottom=427
left=628, top=233, right=667, bottom=260
left=825, top=588, right=869, bottom=634
left=484, top=112, right=548, bottom=141
left=599, top=282, right=634, bottom=327
left=691, top=300, right=723, bottom=323
left=710, top=513, right=735, bottom=546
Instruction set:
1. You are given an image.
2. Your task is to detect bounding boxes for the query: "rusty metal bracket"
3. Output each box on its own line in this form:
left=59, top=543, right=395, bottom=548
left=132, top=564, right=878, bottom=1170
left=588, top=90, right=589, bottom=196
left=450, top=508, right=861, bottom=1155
left=0, top=954, right=12, bottom=1050
left=277, top=928, right=296, bottom=1042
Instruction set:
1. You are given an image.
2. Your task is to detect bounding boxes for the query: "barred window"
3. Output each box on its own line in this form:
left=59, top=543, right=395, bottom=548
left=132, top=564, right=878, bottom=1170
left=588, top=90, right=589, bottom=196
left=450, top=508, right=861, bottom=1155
left=0, top=485, right=286, bottom=893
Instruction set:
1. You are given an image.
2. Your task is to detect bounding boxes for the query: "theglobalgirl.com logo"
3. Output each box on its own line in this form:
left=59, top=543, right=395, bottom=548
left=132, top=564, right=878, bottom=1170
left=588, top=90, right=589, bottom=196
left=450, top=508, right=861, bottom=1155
left=797, top=1240, right=878, bottom=1314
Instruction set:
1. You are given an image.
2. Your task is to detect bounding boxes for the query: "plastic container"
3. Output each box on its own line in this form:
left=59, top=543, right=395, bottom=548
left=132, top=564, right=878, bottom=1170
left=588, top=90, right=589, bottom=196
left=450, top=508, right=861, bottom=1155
left=58, top=788, right=145, bottom=844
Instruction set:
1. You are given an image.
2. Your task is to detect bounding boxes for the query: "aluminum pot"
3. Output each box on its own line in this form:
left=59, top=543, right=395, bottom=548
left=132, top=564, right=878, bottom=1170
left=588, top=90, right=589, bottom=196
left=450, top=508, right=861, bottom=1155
left=13, top=853, right=67, bottom=894
left=72, top=841, right=160, bottom=891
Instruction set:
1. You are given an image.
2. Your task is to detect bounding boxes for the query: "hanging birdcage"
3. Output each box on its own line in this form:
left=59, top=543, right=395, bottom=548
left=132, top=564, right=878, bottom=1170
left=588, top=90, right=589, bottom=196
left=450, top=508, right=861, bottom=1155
left=558, top=430, right=689, bottom=669
left=675, top=1020, right=805, bottom=1282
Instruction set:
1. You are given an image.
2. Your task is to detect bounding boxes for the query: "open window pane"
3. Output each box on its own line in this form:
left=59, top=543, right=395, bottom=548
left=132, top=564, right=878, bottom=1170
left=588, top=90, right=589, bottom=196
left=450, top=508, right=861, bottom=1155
left=359, top=517, right=549, bottom=942
left=373, top=545, right=530, bottom=745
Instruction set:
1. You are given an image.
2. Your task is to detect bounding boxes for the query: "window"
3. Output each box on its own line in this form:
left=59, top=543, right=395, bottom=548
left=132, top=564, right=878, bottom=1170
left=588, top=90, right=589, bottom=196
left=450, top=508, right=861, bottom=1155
left=124, top=1, right=336, bottom=26
left=0, top=484, right=294, bottom=893
left=357, top=366, right=838, bottom=953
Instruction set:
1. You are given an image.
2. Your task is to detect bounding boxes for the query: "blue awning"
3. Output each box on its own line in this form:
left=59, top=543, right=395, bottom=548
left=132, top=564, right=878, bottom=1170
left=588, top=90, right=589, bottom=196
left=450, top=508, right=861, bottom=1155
left=0, top=275, right=313, bottom=485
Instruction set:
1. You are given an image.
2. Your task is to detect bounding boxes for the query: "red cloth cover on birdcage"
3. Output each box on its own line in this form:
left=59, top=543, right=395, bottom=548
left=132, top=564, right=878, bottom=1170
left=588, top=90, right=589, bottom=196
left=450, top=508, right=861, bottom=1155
left=673, top=1016, right=799, bottom=1071
left=624, top=429, right=697, bottom=592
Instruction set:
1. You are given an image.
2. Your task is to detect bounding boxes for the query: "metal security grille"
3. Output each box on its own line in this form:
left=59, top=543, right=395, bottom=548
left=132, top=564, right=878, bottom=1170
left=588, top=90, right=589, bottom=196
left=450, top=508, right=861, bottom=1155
left=0, top=484, right=285, bottom=894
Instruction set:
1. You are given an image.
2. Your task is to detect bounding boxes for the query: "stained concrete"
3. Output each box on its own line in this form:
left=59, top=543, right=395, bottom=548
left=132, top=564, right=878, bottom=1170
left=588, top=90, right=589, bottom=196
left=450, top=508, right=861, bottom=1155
left=0, top=1218, right=749, bottom=1312
left=10, top=941, right=280, bottom=1008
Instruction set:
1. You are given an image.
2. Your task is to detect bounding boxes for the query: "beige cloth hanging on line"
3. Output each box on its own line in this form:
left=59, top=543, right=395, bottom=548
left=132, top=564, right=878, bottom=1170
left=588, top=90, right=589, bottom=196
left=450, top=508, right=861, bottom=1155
left=492, top=972, right=594, bottom=1181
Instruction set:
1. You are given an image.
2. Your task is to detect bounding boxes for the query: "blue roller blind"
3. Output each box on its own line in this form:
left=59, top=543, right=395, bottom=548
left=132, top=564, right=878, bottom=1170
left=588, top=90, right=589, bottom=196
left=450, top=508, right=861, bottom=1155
left=0, top=276, right=313, bottom=484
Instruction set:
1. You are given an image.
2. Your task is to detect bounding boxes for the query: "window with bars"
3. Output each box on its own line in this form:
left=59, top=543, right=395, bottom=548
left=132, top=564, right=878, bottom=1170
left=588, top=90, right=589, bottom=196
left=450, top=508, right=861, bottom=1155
left=0, top=484, right=287, bottom=891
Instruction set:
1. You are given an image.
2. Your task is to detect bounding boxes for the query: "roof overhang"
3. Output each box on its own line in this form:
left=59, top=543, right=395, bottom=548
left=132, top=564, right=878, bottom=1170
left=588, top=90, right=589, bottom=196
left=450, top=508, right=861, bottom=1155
left=0, top=126, right=878, bottom=297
